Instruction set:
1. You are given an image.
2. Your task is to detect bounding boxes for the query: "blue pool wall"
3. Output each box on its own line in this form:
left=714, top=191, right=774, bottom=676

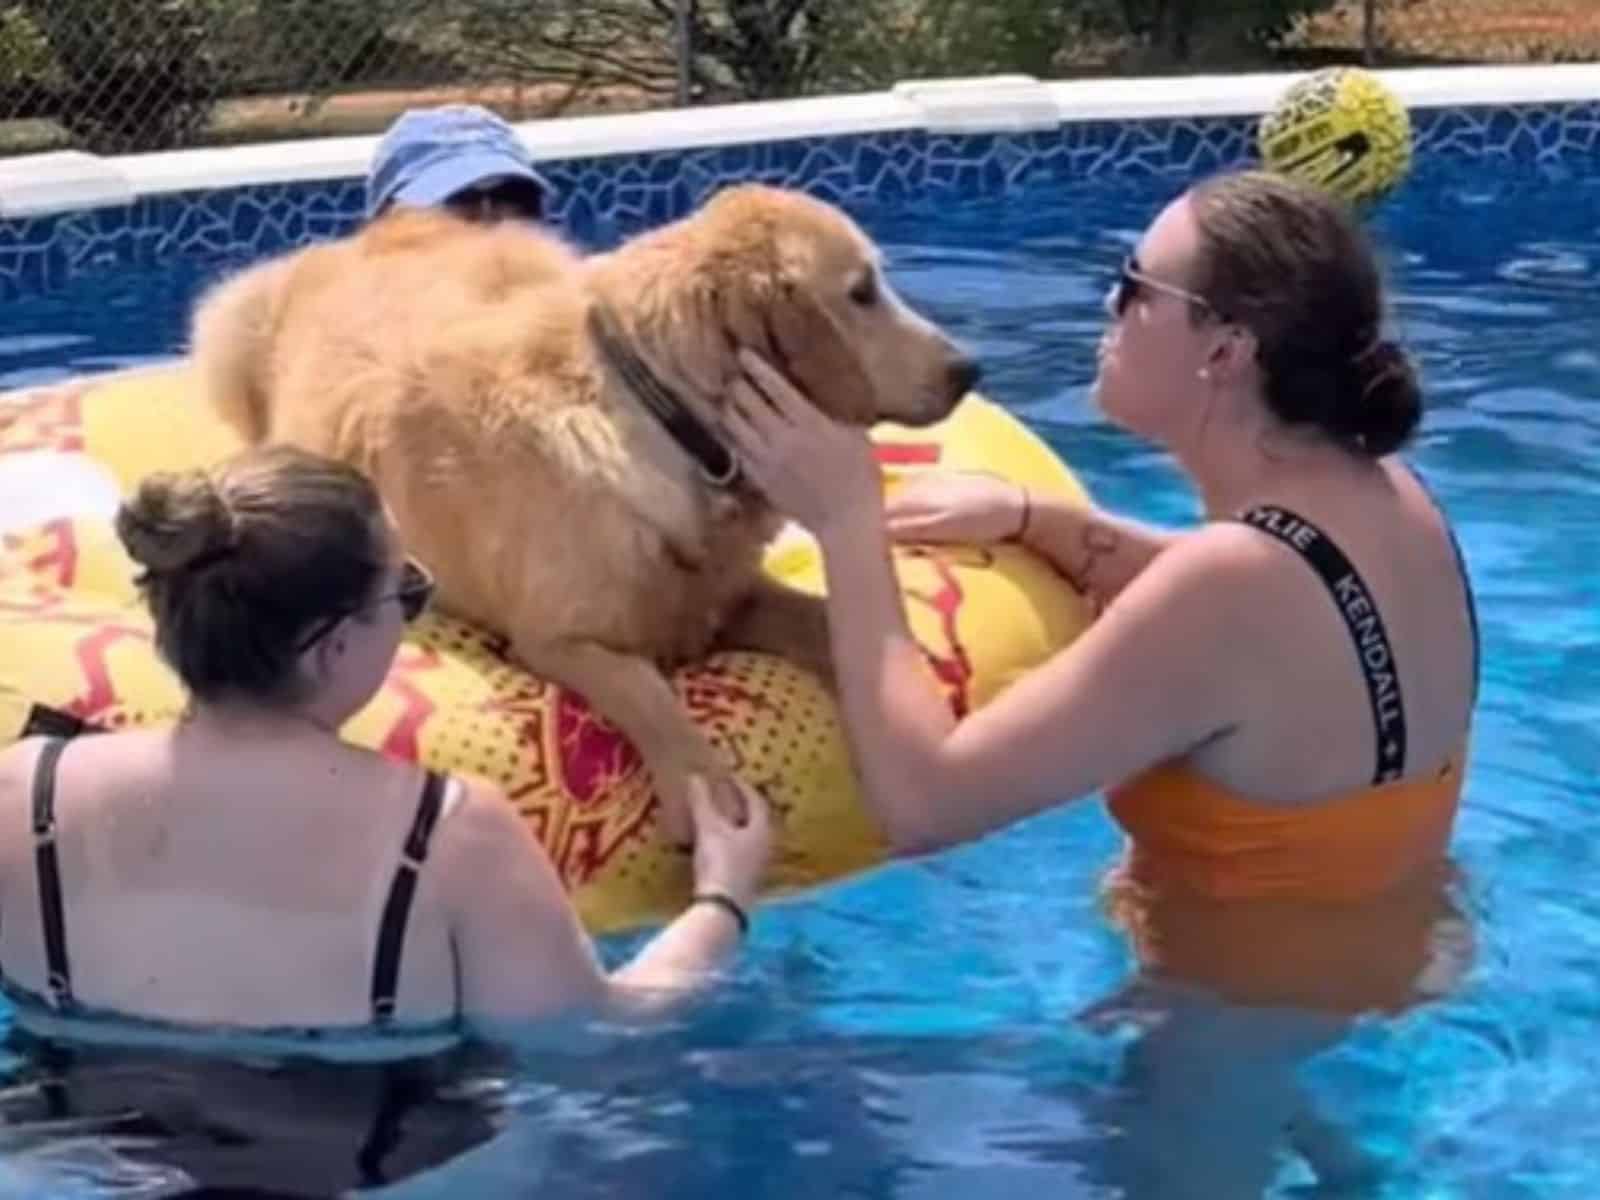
left=1, top=75, right=1596, bottom=303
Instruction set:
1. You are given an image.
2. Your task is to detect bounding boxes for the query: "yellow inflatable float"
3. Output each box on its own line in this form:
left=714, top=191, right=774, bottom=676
left=0, top=365, right=1093, bottom=933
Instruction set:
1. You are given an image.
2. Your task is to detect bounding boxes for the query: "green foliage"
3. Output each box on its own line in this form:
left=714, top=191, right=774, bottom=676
left=0, top=0, right=1354, bottom=154
left=818, top=0, right=1084, bottom=88
left=447, top=0, right=842, bottom=103
left=447, top=0, right=680, bottom=98
left=0, top=6, right=53, bottom=87
left=1103, top=0, right=1339, bottom=63
left=13, top=0, right=229, bottom=151
left=240, top=0, right=439, bottom=91
left=0, top=0, right=456, bottom=152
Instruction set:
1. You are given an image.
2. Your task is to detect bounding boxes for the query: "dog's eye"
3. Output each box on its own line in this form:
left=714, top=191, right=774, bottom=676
left=848, top=273, right=879, bottom=307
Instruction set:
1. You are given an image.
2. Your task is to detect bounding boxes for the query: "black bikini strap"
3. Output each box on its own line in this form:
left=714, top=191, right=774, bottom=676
left=30, top=738, right=75, bottom=1012
left=1238, top=506, right=1408, bottom=784
left=356, top=1066, right=432, bottom=1187
left=21, top=704, right=100, bottom=741
left=370, top=771, right=449, bottom=1025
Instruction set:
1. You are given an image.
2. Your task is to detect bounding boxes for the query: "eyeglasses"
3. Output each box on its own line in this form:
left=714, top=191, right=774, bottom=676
left=387, top=558, right=436, bottom=623
left=1107, top=255, right=1222, bottom=320
left=444, top=179, right=545, bottom=224
left=295, top=558, right=436, bottom=654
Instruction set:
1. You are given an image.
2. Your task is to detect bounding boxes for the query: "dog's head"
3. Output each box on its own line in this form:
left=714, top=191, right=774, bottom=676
left=589, top=184, right=979, bottom=428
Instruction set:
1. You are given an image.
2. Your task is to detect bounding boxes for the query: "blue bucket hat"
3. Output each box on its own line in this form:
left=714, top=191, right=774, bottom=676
left=366, top=104, right=551, bottom=220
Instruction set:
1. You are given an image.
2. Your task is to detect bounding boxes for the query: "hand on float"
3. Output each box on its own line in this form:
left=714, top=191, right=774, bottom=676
left=722, top=349, right=882, bottom=540
left=884, top=471, right=1030, bottom=546
left=687, top=773, right=773, bottom=912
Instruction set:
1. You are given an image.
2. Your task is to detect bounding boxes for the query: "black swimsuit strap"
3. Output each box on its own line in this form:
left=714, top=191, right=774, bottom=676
left=30, top=737, right=75, bottom=1012
left=1236, top=506, right=1408, bottom=785
left=369, top=771, right=449, bottom=1025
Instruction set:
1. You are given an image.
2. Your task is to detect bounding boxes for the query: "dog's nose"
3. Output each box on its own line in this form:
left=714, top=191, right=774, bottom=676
left=947, top=356, right=981, bottom=399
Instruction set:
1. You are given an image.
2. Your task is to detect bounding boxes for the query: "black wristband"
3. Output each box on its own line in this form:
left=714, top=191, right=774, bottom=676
left=1008, top=483, right=1032, bottom=543
left=691, top=891, right=750, bottom=937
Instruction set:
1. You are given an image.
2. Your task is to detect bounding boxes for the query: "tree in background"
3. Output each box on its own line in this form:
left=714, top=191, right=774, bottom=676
left=0, top=0, right=1348, bottom=153
left=1097, top=0, right=1340, bottom=68
left=448, top=0, right=842, bottom=105
left=447, top=0, right=1342, bottom=104
left=3, top=0, right=227, bottom=152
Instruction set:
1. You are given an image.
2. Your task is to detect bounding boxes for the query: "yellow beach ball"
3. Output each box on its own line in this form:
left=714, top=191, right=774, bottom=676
left=1259, top=67, right=1414, bottom=206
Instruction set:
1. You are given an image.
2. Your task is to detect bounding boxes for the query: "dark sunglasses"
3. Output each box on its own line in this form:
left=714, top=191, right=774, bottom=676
left=388, top=557, right=436, bottom=622
left=296, top=558, right=435, bottom=654
left=444, top=179, right=545, bottom=224
left=1107, top=255, right=1222, bottom=320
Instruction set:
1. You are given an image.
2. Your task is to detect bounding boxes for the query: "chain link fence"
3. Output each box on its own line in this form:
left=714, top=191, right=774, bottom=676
left=1290, top=0, right=1600, bottom=65
left=0, top=0, right=1595, bottom=158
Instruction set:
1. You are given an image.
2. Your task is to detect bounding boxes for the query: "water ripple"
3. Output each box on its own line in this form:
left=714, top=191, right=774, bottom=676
left=0, top=157, right=1596, bottom=1199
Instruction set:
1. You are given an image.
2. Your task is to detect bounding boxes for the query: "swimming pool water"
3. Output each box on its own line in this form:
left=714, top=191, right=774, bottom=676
left=1, top=151, right=1598, bottom=1198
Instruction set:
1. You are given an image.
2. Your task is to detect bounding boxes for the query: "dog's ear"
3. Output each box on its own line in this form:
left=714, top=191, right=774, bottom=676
left=767, top=279, right=877, bottom=424
left=714, top=272, right=876, bottom=424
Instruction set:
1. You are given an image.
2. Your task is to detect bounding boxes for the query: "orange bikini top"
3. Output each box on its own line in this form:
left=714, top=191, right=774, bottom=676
left=1105, top=746, right=1465, bottom=904
left=1101, top=750, right=1470, bottom=1014
left=1094, top=498, right=1480, bottom=1013
left=1104, top=499, right=1478, bottom=905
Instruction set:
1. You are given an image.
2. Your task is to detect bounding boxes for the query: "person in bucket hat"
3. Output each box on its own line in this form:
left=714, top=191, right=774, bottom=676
left=366, top=104, right=552, bottom=224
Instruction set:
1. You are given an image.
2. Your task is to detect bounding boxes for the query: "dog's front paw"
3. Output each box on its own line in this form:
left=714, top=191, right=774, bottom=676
left=652, top=750, right=743, bottom=848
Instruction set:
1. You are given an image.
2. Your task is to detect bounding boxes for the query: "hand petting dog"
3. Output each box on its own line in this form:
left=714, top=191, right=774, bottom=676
left=723, top=349, right=884, bottom=541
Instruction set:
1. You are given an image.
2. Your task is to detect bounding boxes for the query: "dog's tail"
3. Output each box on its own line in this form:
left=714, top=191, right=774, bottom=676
left=188, top=258, right=288, bottom=444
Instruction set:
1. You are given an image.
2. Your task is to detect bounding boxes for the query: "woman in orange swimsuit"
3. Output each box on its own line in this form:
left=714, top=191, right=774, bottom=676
left=722, top=168, right=1480, bottom=1192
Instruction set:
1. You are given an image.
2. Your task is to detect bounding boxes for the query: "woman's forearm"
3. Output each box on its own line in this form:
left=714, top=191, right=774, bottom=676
left=605, top=900, right=745, bottom=1016
left=1021, top=493, right=1179, bottom=606
left=813, top=513, right=962, bottom=855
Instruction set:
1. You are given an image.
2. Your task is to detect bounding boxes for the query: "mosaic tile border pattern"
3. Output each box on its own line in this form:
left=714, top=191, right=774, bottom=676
left=2, top=101, right=1597, bottom=302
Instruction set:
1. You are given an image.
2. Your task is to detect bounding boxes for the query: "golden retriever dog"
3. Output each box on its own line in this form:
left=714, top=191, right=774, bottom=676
left=187, top=183, right=978, bottom=838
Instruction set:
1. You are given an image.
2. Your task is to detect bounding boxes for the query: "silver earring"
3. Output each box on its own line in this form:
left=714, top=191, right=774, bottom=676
left=1197, top=367, right=1210, bottom=380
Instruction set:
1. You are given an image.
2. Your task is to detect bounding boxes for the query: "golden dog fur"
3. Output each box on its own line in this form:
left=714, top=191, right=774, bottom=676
left=187, top=183, right=976, bottom=835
